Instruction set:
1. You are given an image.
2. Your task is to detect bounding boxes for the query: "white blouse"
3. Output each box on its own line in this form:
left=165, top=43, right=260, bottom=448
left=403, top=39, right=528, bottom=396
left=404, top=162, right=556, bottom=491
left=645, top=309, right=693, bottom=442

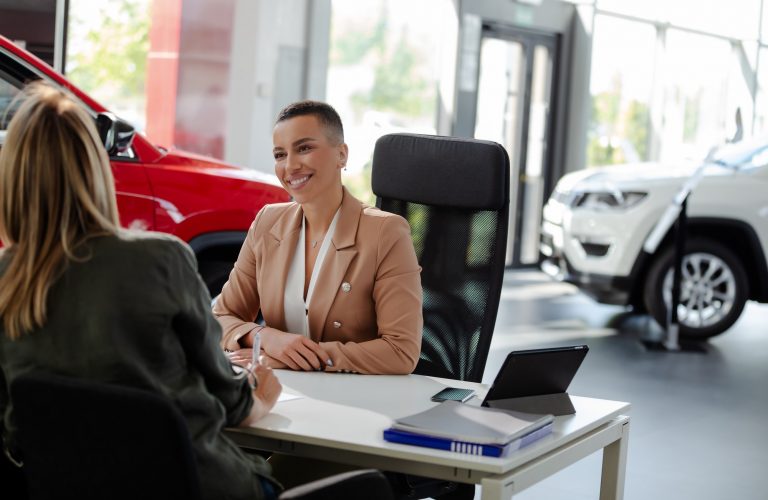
left=283, top=209, right=341, bottom=337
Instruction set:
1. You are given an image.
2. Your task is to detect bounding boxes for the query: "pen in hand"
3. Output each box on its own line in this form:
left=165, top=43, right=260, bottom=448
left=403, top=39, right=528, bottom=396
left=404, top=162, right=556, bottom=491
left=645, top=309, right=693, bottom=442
left=241, top=332, right=261, bottom=390
left=252, top=330, right=261, bottom=368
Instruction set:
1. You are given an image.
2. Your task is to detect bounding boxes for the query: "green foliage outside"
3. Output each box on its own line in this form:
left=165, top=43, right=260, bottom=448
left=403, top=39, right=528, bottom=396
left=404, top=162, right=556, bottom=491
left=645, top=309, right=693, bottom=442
left=330, top=5, right=434, bottom=119
left=593, top=89, right=620, bottom=126
left=331, top=14, right=386, bottom=66
left=405, top=204, right=427, bottom=258
left=625, top=100, right=649, bottom=159
left=67, top=0, right=150, bottom=110
left=343, top=162, right=376, bottom=206
left=587, top=74, right=650, bottom=167
left=350, top=32, right=432, bottom=117
left=683, top=92, right=701, bottom=143
left=330, top=4, right=436, bottom=202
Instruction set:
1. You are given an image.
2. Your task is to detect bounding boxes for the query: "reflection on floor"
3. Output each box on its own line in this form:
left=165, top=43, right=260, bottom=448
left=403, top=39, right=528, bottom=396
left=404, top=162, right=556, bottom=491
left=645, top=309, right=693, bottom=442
left=471, top=269, right=768, bottom=500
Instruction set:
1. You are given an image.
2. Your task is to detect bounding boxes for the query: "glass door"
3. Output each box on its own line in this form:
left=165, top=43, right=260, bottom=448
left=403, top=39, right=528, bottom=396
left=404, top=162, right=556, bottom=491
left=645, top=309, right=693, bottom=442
left=474, top=25, right=559, bottom=267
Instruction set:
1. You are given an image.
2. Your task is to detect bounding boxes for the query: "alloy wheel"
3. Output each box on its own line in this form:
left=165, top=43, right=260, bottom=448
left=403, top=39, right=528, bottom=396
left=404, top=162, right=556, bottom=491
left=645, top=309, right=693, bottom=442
left=661, top=252, right=737, bottom=329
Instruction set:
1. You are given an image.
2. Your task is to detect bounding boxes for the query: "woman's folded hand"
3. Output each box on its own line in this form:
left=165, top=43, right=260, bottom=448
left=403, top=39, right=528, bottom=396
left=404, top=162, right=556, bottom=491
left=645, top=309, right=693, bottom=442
left=261, top=327, right=332, bottom=371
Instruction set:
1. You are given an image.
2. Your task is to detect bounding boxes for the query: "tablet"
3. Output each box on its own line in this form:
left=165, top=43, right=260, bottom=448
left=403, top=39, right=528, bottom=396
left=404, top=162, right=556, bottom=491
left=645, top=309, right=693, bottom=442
left=482, top=345, right=589, bottom=406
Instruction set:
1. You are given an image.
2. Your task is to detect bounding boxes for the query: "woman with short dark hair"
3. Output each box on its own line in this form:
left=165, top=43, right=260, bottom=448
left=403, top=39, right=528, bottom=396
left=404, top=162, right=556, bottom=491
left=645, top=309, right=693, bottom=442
left=214, top=100, right=423, bottom=375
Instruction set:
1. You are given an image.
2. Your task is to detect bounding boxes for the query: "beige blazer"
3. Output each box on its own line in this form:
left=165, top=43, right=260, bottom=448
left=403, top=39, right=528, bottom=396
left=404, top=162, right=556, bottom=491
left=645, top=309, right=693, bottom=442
left=213, top=188, right=423, bottom=374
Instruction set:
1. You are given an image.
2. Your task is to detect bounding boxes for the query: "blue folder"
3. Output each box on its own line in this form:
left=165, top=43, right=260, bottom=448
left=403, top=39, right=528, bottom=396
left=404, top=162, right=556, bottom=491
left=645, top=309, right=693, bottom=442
left=383, top=422, right=553, bottom=458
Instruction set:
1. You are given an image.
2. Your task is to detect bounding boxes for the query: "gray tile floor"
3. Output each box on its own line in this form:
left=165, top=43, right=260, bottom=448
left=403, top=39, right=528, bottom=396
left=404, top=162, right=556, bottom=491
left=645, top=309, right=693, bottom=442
left=469, top=270, right=768, bottom=500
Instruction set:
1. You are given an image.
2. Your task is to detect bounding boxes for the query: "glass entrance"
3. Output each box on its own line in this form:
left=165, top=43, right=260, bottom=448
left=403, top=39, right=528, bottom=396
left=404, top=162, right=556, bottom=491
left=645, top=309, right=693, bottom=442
left=474, top=26, right=558, bottom=266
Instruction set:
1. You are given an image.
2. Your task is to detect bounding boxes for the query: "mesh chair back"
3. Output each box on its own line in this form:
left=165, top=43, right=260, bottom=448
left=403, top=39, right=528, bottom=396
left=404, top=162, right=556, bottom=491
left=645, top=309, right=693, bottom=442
left=10, top=371, right=202, bottom=500
left=372, top=133, right=510, bottom=382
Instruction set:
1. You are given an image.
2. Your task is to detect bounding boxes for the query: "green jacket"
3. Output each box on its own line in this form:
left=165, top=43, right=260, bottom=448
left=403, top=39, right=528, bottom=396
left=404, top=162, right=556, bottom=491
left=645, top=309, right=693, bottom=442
left=0, top=232, right=273, bottom=499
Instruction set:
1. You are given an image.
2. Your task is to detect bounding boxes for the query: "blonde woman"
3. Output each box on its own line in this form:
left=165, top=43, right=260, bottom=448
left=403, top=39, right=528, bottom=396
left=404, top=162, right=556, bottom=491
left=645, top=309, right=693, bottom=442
left=0, top=82, right=281, bottom=499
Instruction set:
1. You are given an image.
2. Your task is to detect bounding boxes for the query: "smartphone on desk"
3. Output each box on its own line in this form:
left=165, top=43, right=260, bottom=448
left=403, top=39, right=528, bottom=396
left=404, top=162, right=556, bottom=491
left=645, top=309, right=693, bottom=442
left=431, top=387, right=475, bottom=403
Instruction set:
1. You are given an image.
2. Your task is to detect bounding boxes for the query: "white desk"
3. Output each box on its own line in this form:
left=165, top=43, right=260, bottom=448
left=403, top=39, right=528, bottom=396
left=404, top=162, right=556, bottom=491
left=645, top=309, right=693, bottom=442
left=226, top=370, right=630, bottom=500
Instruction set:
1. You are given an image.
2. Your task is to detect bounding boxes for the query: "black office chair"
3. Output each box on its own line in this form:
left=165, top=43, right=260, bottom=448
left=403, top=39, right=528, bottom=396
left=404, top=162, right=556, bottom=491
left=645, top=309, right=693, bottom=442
left=10, top=371, right=202, bottom=500
left=1, top=449, right=28, bottom=500
left=372, top=133, right=510, bottom=500
left=8, top=371, right=393, bottom=500
left=372, top=133, right=510, bottom=383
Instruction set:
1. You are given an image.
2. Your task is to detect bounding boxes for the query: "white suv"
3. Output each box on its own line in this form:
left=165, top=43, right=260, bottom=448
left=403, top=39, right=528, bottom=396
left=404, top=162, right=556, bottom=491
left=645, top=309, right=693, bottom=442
left=540, top=136, right=768, bottom=339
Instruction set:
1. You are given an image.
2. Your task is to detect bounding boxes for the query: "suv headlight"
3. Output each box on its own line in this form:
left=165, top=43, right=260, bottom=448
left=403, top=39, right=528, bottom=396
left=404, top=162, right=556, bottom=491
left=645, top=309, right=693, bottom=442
left=571, top=191, right=647, bottom=211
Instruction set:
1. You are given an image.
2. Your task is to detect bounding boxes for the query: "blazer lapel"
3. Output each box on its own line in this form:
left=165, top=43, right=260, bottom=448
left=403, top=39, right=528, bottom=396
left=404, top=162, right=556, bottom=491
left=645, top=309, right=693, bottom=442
left=308, top=189, right=361, bottom=341
left=261, top=204, right=302, bottom=332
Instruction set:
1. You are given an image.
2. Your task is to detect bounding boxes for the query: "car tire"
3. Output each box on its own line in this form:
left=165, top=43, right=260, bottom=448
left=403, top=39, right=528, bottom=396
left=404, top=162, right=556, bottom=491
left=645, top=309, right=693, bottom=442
left=643, top=238, right=748, bottom=339
left=198, top=260, right=233, bottom=298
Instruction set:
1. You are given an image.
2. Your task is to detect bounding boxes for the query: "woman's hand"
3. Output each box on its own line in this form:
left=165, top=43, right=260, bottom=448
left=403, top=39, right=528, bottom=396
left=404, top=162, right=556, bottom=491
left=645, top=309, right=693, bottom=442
left=239, top=364, right=282, bottom=426
left=261, top=326, right=332, bottom=371
left=260, top=354, right=289, bottom=370
left=226, top=348, right=254, bottom=368
left=252, top=364, right=281, bottom=413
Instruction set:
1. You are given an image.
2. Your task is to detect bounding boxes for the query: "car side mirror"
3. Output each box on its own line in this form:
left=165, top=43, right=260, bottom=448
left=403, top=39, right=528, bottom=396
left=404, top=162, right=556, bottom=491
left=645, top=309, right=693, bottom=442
left=95, top=112, right=135, bottom=156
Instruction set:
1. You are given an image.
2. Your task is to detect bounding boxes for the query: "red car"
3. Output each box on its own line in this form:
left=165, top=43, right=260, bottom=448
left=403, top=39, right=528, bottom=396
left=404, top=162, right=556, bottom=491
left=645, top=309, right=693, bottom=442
left=0, top=36, right=289, bottom=294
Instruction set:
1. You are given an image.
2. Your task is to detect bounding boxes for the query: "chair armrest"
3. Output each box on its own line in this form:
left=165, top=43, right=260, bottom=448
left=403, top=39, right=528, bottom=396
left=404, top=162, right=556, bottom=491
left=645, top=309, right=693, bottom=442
left=279, top=469, right=393, bottom=500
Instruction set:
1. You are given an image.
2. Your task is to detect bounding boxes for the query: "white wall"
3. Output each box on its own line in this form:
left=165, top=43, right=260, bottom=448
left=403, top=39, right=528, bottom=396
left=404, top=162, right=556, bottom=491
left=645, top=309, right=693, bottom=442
left=225, top=0, right=318, bottom=173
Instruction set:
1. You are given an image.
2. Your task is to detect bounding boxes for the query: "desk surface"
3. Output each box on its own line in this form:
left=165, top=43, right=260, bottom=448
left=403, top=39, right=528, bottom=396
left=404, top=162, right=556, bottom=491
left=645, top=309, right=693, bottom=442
left=227, top=370, right=630, bottom=475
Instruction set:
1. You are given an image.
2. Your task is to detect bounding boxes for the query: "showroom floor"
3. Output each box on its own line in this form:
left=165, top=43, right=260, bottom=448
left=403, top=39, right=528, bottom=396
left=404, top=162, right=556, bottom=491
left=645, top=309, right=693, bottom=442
left=467, top=269, right=768, bottom=500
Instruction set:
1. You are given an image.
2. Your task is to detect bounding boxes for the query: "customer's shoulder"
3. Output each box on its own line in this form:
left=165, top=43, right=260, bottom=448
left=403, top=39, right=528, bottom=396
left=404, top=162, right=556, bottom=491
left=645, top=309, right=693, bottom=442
left=100, top=230, right=193, bottom=261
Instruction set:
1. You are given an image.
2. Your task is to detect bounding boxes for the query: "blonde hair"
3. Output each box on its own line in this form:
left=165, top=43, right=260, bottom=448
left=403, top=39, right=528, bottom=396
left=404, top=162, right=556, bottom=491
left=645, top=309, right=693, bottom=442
left=0, top=81, right=121, bottom=339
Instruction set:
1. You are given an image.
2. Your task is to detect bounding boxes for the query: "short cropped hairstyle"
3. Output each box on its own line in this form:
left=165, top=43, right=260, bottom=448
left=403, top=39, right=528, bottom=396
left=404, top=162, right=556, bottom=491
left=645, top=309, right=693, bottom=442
left=275, top=100, right=344, bottom=144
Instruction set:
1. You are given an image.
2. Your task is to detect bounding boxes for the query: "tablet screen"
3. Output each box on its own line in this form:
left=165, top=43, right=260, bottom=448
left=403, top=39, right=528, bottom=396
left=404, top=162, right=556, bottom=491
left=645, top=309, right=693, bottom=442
left=483, top=345, right=589, bottom=404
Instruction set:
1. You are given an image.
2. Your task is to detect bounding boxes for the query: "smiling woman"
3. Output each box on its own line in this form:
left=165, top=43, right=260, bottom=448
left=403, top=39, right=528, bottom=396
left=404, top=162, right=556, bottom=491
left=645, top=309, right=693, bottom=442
left=272, top=106, right=347, bottom=210
left=213, top=100, right=424, bottom=375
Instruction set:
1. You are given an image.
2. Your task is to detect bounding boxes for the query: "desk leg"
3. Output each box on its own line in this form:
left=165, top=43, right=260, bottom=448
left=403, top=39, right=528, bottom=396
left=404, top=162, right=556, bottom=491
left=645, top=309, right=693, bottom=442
left=599, top=419, right=630, bottom=500
left=480, top=476, right=515, bottom=499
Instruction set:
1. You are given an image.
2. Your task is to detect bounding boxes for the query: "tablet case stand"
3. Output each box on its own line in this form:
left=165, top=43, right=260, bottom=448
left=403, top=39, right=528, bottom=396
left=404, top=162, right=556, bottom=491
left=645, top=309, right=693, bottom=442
left=486, top=392, right=575, bottom=416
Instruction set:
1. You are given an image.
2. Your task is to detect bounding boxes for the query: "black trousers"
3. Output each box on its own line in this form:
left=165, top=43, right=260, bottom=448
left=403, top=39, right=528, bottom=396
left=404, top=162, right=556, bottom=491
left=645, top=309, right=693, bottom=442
left=0, top=453, right=29, bottom=500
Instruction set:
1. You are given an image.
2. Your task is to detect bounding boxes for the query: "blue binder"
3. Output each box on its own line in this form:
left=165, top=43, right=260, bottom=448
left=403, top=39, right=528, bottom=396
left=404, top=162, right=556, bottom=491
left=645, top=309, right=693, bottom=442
left=383, top=422, right=553, bottom=458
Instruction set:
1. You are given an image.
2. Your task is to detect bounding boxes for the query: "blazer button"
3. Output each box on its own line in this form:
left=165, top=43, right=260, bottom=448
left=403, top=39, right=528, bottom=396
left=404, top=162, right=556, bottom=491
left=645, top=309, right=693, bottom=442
left=333, top=321, right=342, bottom=328
left=341, top=282, right=351, bottom=293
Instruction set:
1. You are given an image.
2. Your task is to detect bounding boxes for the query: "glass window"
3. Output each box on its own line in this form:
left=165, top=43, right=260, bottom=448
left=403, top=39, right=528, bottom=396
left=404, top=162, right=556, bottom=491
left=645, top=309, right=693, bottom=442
left=658, top=30, right=747, bottom=161
left=587, top=15, right=655, bottom=166
left=598, top=0, right=761, bottom=40
left=665, top=0, right=760, bottom=40
left=0, top=51, right=36, bottom=140
left=725, top=40, right=756, bottom=140
left=596, top=0, right=665, bottom=22
left=327, top=0, right=455, bottom=204
left=763, top=1, right=768, bottom=42
left=475, top=38, right=524, bottom=149
left=0, top=74, right=23, bottom=133
left=66, top=0, right=152, bottom=131
left=755, top=49, right=768, bottom=134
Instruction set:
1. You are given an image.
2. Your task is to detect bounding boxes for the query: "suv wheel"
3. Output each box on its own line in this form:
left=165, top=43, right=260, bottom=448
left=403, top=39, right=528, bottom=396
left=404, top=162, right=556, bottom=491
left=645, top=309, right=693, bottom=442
left=198, top=260, right=233, bottom=298
left=643, top=238, right=748, bottom=339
